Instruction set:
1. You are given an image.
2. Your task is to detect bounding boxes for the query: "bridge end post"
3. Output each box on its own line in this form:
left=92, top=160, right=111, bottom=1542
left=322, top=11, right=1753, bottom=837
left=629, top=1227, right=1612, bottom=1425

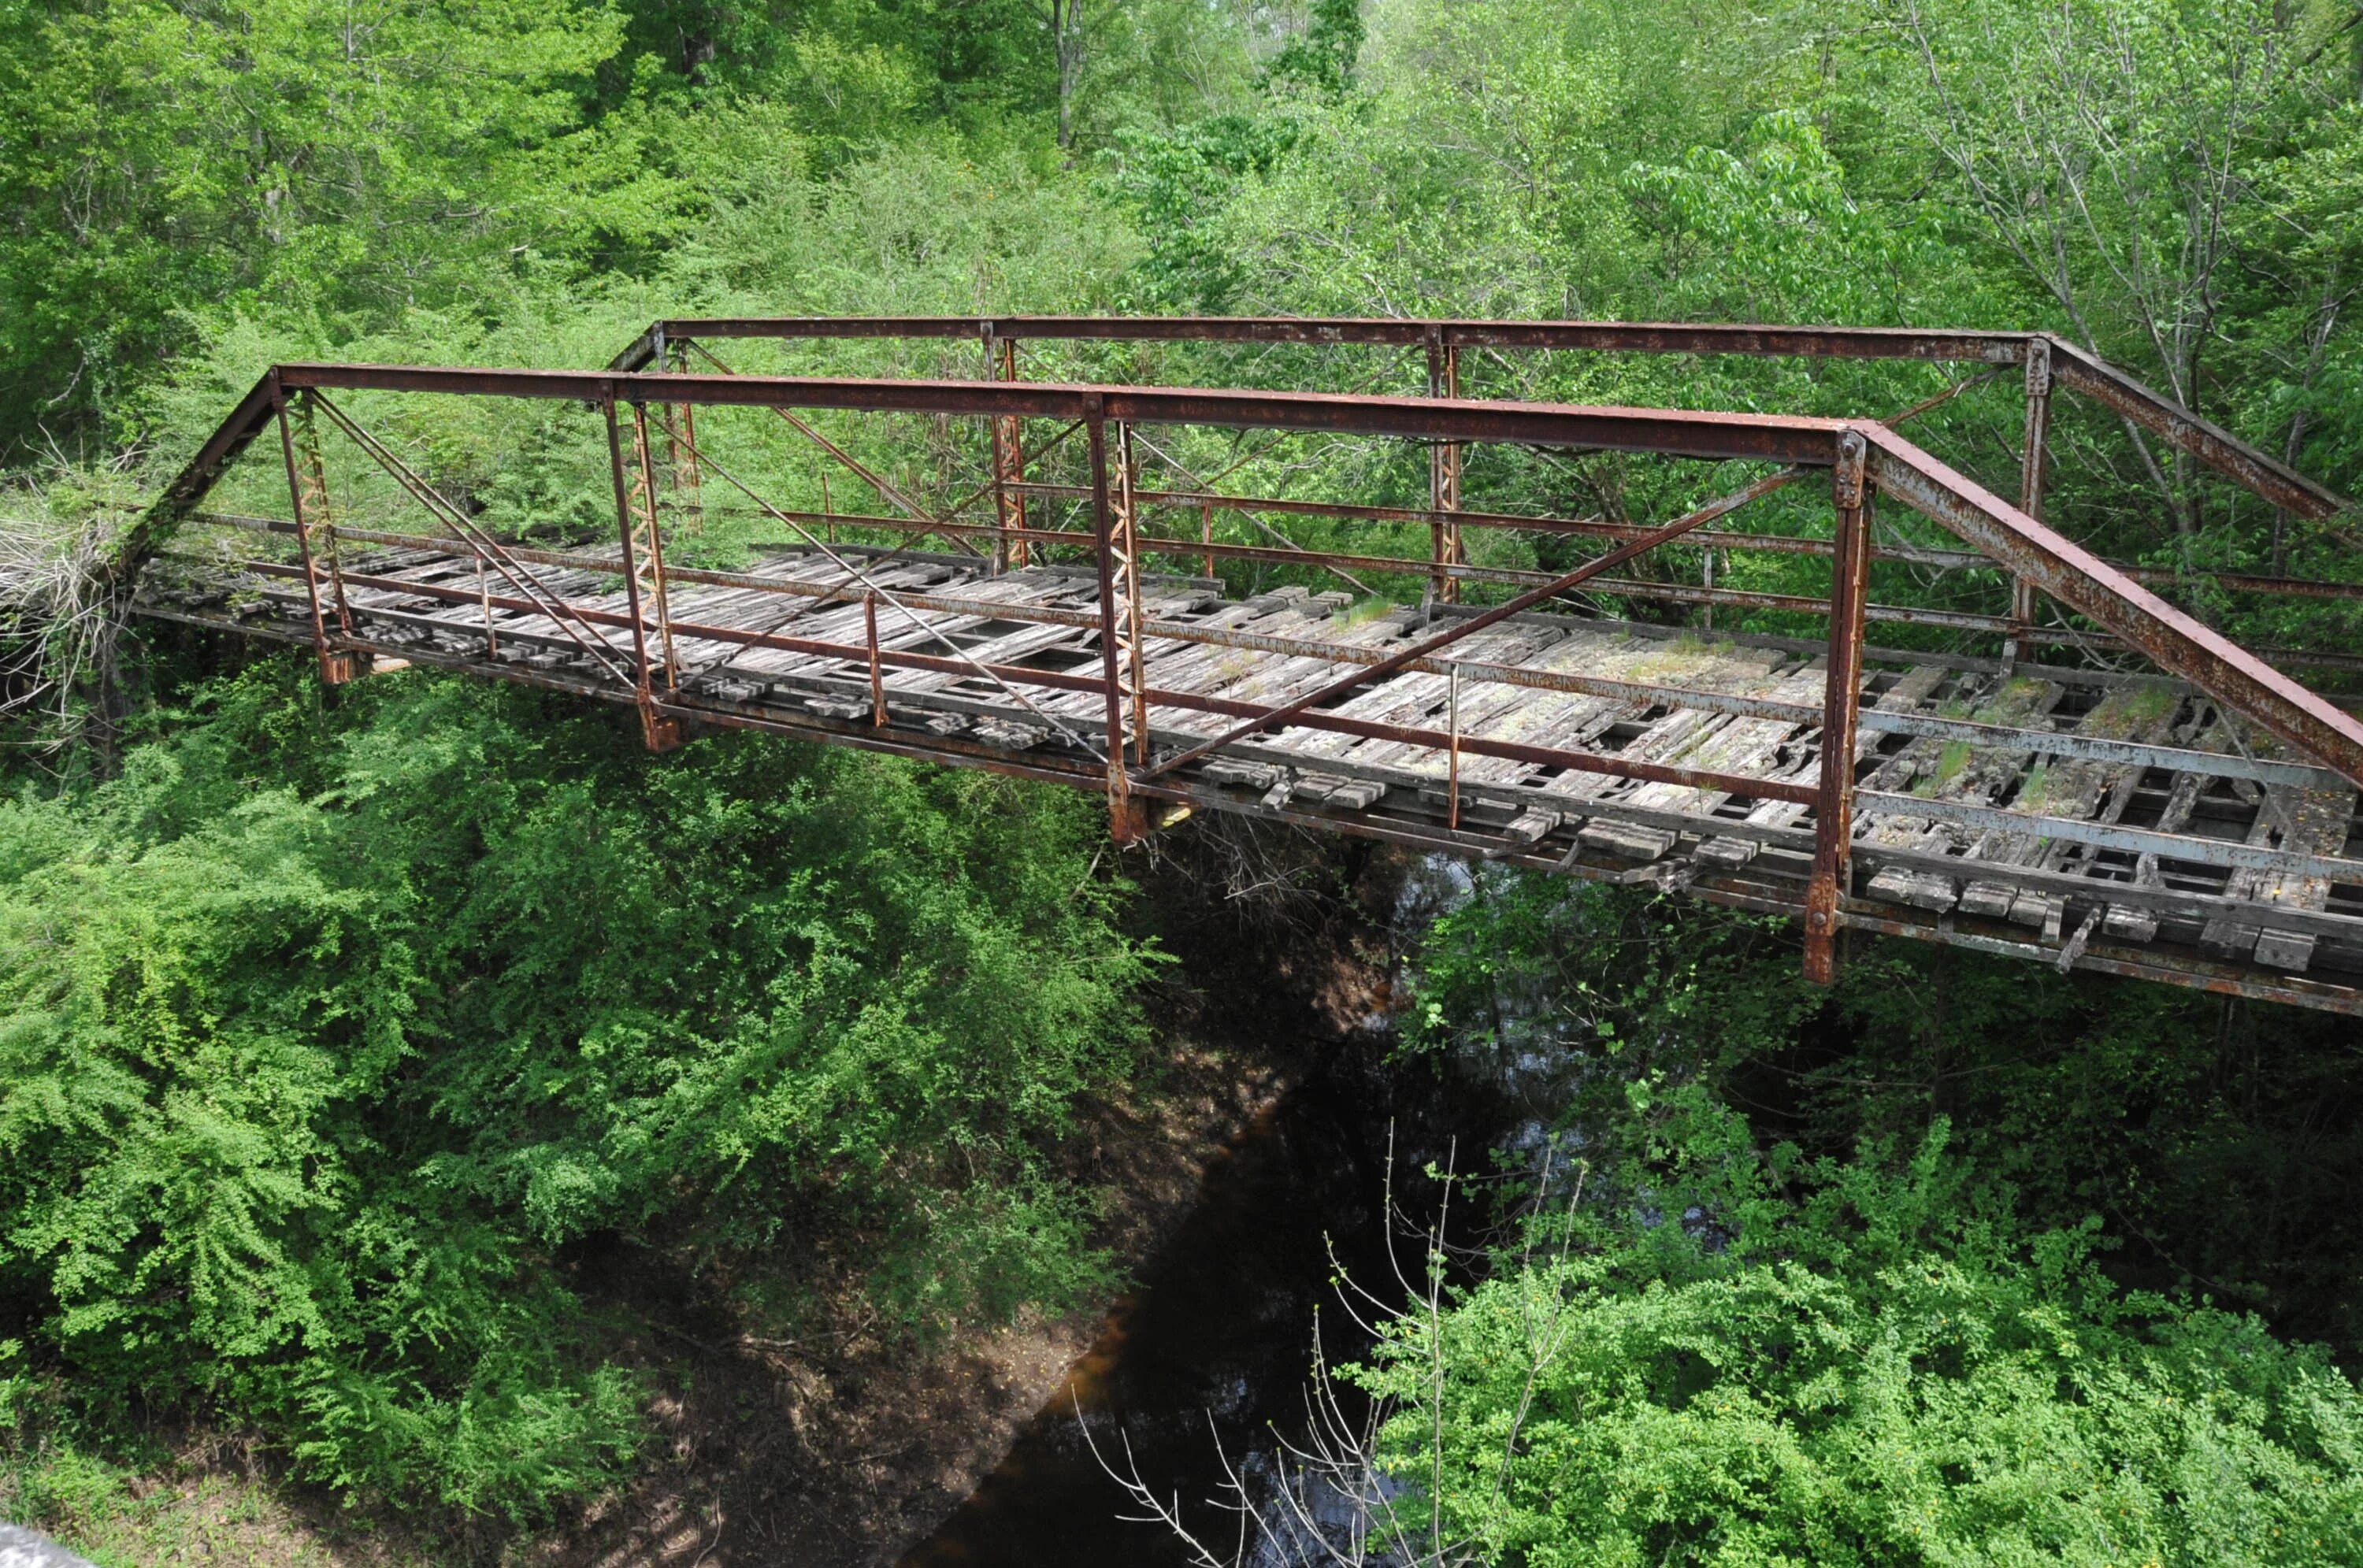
left=1806, top=429, right=1873, bottom=984
left=603, top=396, right=686, bottom=754
left=1086, top=400, right=1146, bottom=844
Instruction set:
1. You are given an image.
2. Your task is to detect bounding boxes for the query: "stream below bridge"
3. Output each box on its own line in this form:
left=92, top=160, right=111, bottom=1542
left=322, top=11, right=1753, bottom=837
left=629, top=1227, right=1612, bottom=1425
left=902, top=863, right=1545, bottom=1567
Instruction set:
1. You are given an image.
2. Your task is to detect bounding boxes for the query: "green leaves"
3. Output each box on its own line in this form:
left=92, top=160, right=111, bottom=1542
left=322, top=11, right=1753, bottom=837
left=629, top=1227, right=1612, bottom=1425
left=1356, top=1132, right=2363, bottom=1567
left=0, top=0, right=649, bottom=447
left=0, top=662, right=1148, bottom=1518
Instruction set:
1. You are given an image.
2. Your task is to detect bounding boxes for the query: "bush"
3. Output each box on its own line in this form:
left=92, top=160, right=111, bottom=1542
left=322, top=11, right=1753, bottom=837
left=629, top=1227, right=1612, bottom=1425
left=1353, top=1125, right=2363, bottom=1567
left=0, top=658, right=1149, bottom=1519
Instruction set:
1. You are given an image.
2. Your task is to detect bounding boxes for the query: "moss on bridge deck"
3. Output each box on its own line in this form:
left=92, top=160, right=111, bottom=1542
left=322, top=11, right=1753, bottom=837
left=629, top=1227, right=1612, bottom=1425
left=138, top=535, right=2363, bottom=1012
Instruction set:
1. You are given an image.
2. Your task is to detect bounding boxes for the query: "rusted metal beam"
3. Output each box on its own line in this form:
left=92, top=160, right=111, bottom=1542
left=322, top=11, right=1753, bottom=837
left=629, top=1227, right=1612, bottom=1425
left=1805, top=431, right=1874, bottom=984
left=132, top=373, right=283, bottom=557
left=985, top=330, right=1029, bottom=570
left=1831, top=904, right=2363, bottom=1015
left=622, top=317, right=2035, bottom=363
left=185, top=514, right=2354, bottom=789
left=1428, top=331, right=1463, bottom=603
left=1864, top=425, right=2363, bottom=787
left=610, top=502, right=2359, bottom=656
left=2046, top=336, right=2350, bottom=521
left=1857, top=791, right=2363, bottom=884
left=159, top=358, right=2363, bottom=794
left=272, top=386, right=343, bottom=681
left=614, top=317, right=2354, bottom=521
left=603, top=399, right=684, bottom=751
left=1085, top=400, right=1141, bottom=840
left=267, top=364, right=1857, bottom=465
left=308, top=391, right=638, bottom=688
left=678, top=339, right=988, bottom=558
left=1005, top=480, right=2363, bottom=601
left=2005, top=337, right=2050, bottom=668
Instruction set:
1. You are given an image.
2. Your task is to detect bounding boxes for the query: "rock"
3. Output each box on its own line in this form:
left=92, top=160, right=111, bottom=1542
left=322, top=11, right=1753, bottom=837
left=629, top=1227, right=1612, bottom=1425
left=0, top=1525, right=98, bottom=1568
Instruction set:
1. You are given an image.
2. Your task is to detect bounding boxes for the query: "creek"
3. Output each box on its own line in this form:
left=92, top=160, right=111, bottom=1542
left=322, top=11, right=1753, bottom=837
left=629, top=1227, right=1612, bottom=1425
left=900, top=1033, right=1512, bottom=1567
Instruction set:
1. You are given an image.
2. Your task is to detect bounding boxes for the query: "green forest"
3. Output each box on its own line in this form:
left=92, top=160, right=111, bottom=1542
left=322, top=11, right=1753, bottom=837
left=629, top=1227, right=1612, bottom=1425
left=4, top=0, right=2363, bottom=1562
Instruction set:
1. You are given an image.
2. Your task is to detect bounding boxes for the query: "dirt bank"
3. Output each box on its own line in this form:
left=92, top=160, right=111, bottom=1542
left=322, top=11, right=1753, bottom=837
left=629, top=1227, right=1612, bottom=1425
left=39, top=829, right=1403, bottom=1568
left=526, top=835, right=1399, bottom=1567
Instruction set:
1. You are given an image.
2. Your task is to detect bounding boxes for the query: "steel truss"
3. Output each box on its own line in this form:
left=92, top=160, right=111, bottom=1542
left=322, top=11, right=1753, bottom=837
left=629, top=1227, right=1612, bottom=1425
left=126, top=319, right=2363, bottom=1011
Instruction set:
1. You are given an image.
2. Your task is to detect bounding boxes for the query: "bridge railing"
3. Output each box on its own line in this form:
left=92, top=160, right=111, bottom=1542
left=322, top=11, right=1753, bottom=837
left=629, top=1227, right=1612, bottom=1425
left=593, top=317, right=2363, bottom=686
left=139, top=358, right=2363, bottom=988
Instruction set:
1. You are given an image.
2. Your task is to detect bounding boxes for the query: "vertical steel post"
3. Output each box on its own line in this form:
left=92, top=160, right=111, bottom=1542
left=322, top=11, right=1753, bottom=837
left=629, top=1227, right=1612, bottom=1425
left=1427, top=331, right=1463, bottom=604
left=274, top=384, right=361, bottom=684
left=660, top=339, right=705, bottom=536
left=2006, top=337, right=2051, bottom=669
left=1447, top=661, right=1463, bottom=831
left=866, top=591, right=886, bottom=727
left=1805, top=428, right=1873, bottom=985
left=477, top=556, right=496, bottom=658
left=293, top=397, right=354, bottom=645
left=985, top=330, right=1029, bottom=573
left=1086, top=399, right=1143, bottom=842
left=603, top=398, right=684, bottom=752
left=1114, top=422, right=1151, bottom=765
left=628, top=404, right=681, bottom=693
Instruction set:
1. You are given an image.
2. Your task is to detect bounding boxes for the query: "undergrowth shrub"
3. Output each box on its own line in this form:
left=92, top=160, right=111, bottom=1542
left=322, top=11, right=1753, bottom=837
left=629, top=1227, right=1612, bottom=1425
left=0, top=658, right=1149, bottom=1521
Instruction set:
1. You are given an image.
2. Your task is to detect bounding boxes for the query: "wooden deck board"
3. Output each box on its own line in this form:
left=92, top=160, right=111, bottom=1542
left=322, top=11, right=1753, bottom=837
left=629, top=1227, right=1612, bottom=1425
left=135, top=540, right=2363, bottom=1006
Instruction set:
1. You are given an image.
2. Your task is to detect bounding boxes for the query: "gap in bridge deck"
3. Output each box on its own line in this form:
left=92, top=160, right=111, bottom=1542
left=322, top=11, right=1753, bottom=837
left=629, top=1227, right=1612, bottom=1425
left=135, top=531, right=2363, bottom=1012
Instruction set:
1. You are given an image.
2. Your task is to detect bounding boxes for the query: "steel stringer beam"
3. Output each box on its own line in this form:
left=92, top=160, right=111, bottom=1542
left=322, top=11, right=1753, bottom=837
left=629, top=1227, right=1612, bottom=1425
left=1864, top=424, right=2363, bottom=787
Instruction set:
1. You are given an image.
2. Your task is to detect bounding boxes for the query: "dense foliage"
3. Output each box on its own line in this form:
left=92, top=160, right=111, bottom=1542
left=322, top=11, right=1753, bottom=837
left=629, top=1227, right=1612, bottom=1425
left=3, top=0, right=2363, bottom=1558
left=1356, top=1116, right=2363, bottom=1566
left=1381, top=875, right=2363, bottom=1565
left=0, top=663, right=1146, bottom=1518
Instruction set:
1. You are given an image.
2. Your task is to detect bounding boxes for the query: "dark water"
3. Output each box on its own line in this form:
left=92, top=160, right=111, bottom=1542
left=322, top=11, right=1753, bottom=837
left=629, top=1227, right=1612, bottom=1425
left=900, top=1041, right=1503, bottom=1568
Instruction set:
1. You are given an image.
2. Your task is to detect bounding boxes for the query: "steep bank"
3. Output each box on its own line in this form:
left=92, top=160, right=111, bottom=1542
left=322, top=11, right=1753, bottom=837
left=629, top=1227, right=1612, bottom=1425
left=32, top=825, right=1406, bottom=1568
left=531, top=828, right=1411, bottom=1566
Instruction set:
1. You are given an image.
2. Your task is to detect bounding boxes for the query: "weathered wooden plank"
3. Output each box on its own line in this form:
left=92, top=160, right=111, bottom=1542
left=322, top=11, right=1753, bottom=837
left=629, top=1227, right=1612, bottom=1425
left=1951, top=687, right=2183, bottom=936
left=1860, top=674, right=2064, bottom=911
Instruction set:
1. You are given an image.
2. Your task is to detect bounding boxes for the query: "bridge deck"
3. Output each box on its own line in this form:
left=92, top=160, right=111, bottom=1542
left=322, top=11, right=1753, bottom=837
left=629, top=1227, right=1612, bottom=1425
left=139, top=528, right=2363, bottom=1013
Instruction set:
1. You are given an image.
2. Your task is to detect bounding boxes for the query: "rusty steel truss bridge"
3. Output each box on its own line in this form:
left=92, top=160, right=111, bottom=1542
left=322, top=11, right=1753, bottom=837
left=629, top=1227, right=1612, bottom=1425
left=127, top=317, right=2363, bottom=1012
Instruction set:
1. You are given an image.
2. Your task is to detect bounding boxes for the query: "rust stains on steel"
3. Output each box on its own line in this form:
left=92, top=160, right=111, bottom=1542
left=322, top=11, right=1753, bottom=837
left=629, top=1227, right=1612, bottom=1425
left=187, top=511, right=2347, bottom=791
left=614, top=316, right=2038, bottom=363
left=2044, top=338, right=2341, bottom=523
left=1029, top=481, right=2363, bottom=600
left=1861, top=426, right=2363, bottom=784
left=126, top=315, right=2363, bottom=1006
left=607, top=315, right=2351, bottom=520
left=258, top=362, right=1857, bottom=465
left=1805, top=431, right=1874, bottom=985
left=147, top=356, right=2363, bottom=790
